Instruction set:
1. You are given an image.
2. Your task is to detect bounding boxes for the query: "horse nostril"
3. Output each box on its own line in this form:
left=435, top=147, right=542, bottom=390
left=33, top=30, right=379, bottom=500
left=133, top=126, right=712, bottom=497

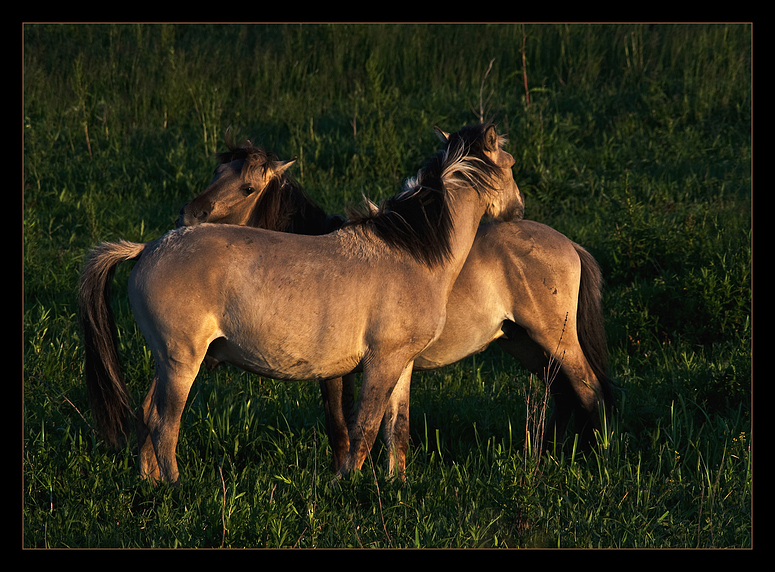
left=176, top=206, right=210, bottom=227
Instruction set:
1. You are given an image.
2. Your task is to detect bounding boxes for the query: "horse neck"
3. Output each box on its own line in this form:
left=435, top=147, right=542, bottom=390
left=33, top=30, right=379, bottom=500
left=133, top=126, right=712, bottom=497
left=244, top=182, right=305, bottom=233
left=254, top=181, right=336, bottom=236
left=439, top=187, right=488, bottom=280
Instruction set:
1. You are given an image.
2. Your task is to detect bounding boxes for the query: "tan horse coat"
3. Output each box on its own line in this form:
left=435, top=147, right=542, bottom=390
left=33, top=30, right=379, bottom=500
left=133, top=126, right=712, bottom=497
left=176, top=131, right=613, bottom=477
left=79, top=124, right=522, bottom=483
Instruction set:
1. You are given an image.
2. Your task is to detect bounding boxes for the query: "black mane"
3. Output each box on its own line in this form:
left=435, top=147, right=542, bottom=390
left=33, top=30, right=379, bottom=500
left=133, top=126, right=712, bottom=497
left=211, top=124, right=503, bottom=264
left=219, top=140, right=344, bottom=235
left=346, top=123, right=502, bottom=267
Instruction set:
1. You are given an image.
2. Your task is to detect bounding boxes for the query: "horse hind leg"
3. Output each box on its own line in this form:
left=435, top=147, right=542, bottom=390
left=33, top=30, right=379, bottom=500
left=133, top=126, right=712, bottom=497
left=541, top=334, right=608, bottom=451
left=135, top=349, right=203, bottom=484
left=498, top=325, right=573, bottom=449
left=382, top=365, right=412, bottom=479
left=135, top=376, right=159, bottom=480
left=319, top=374, right=356, bottom=473
left=498, top=322, right=602, bottom=451
left=558, top=350, right=608, bottom=449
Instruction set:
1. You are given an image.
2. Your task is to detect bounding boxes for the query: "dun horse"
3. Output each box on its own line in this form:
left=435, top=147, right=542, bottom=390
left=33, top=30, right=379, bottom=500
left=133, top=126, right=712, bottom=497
left=79, top=124, right=522, bottom=483
left=178, top=128, right=615, bottom=476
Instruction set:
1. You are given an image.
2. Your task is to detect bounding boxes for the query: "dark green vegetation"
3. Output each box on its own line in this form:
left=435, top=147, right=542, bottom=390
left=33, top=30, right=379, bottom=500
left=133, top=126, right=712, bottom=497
left=23, top=24, right=751, bottom=548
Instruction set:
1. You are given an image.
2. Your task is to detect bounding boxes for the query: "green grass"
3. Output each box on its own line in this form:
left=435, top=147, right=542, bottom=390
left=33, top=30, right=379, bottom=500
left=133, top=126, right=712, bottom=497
left=23, top=23, right=751, bottom=548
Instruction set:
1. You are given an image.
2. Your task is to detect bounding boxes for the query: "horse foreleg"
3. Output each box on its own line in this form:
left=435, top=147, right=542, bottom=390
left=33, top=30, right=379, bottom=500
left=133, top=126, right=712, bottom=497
left=318, top=374, right=356, bottom=472
left=338, top=359, right=413, bottom=478
left=382, top=365, right=412, bottom=479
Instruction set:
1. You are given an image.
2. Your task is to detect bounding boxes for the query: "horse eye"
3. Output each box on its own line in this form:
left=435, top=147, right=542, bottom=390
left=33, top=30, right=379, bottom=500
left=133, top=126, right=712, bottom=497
left=242, top=185, right=255, bottom=196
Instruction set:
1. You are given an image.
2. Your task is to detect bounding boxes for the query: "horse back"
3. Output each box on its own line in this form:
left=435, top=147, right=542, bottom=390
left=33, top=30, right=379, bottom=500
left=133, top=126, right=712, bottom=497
left=127, top=224, right=446, bottom=376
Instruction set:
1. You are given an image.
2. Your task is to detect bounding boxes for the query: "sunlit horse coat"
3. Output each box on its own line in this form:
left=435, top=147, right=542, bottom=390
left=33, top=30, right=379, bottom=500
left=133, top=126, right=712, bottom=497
left=79, top=124, right=523, bottom=483
left=176, top=127, right=615, bottom=476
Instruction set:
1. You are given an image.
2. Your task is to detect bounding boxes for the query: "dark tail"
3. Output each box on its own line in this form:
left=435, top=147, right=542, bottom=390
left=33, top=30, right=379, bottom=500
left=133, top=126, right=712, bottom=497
left=78, top=240, right=146, bottom=449
left=573, top=243, right=616, bottom=414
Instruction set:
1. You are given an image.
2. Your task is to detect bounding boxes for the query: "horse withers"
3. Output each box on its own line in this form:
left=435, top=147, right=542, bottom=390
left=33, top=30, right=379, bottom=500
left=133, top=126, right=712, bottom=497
left=79, top=124, right=522, bottom=484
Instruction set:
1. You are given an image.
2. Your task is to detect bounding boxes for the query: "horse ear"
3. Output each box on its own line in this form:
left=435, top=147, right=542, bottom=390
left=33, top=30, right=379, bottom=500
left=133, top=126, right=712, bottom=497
left=434, top=126, right=450, bottom=143
left=484, top=125, right=498, bottom=151
left=274, top=157, right=297, bottom=176
left=362, top=193, right=380, bottom=215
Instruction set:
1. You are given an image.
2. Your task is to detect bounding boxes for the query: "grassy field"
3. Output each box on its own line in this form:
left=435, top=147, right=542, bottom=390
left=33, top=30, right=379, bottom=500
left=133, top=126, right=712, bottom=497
left=23, top=23, right=751, bottom=548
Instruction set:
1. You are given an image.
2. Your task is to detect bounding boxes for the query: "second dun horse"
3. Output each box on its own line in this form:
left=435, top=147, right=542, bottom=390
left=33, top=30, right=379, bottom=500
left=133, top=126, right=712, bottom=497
left=176, top=125, right=616, bottom=477
left=79, top=123, right=523, bottom=483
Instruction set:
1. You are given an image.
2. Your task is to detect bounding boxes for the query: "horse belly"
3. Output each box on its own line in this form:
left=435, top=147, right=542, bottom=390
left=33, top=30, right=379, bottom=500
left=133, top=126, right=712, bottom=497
left=211, top=308, right=367, bottom=381
left=414, top=236, right=513, bottom=370
left=414, top=275, right=507, bottom=369
left=210, top=341, right=359, bottom=380
left=414, top=315, right=504, bottom=370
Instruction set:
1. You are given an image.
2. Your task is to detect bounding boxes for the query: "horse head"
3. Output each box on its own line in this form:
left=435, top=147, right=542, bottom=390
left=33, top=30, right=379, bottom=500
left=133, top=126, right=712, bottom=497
left=176, top=143, right=296, bottom=227
left=434, top=123, right=525, bottom=223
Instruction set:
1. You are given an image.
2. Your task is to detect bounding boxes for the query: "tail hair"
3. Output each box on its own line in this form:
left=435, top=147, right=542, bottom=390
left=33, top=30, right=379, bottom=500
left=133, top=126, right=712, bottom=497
left=78, top=240, right=145, bottom=448
left=573, top=243, right=616, bottom=413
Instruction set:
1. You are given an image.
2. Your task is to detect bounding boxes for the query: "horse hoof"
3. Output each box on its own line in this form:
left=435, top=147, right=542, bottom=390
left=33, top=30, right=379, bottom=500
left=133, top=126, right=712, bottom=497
left=328, top=473, right=345, bottom=491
